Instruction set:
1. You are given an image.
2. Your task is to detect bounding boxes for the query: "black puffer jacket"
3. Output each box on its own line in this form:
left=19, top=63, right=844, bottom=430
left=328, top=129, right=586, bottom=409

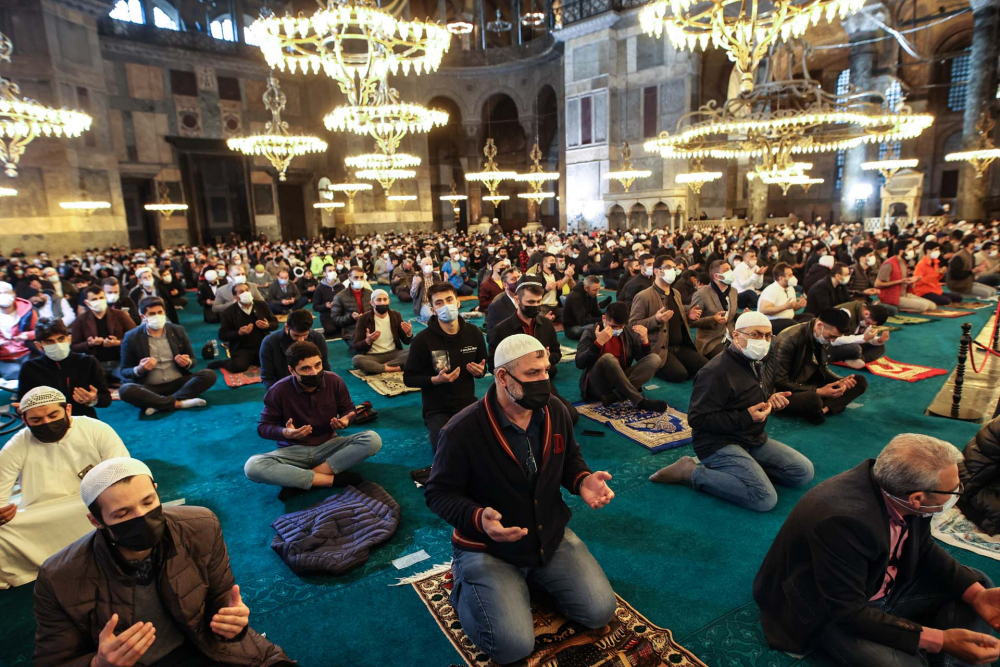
left=959, top=416, right=1000, bottom=535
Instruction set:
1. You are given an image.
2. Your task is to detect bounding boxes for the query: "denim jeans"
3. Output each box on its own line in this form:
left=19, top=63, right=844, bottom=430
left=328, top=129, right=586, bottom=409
left=691, top=440, right=814, bottom=512
left=450, top=528, right=617, bottom=665
left=0, top=356, right=27, bottom=381
left=243, top=431, right=382, bottom=489
left=816, top=568, right=993, bottom=667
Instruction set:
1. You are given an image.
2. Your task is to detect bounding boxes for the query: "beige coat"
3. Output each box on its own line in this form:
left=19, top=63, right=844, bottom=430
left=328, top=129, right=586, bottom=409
left=628, top=284, right=696, bottom=362
left=691, top=284, right=738, bottom=357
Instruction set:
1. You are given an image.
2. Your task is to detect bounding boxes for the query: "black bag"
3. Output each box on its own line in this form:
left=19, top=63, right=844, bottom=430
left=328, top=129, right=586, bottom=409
left=354, top=401, right=378, bottom=425
left=201, top=341, right=216, bottom=360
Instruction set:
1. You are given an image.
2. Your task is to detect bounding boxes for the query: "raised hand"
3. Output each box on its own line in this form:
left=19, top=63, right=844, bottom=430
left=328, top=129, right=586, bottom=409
left=544, top=311, right=556, bottom=321
left=768, top=391, right=792, bottom=411
left=138, top=357, right=157, bottom=372
left=747, top=401, right=772, bottom=422
left=817, top=381, right=845, bottom=398
left=580, top=471, right=615, bottom=509
left=481, top=507, right=528, bottom=542
left=88, top=336, right=105, bottom=347
left=173, top=354, right=191, bottom=368
left=282, top=418, right=313, bottom=440
left=0, top=502, right=15, bottom=526
left=254, top=319, right=269, bottom=329
left=689, top=306, right=703, bottom=320
left=631, top=324, right=649, bottom=344
left=210, top=585, right=250, bottom=640
left=432, top=366, right=462, bottom=385
left=594, top=325, right=614, bottom=346
left=713, top=311, right=728, bottom=324
left=400, top=320, right=413, bottom=337
left=465, top=359, right=486, bottom=377
left=72, top=384, right=98, bottom=405
left=654, top=307, right=673, bottom=323
left=365, top=328, right=381, bottom=345
left=941, top=628, right=1000, bottom=665
left=103, top=335, right=120, bottom=347
left=238, top=323, right=255, bottom=336
left=93, top=614, right=156, bottom=667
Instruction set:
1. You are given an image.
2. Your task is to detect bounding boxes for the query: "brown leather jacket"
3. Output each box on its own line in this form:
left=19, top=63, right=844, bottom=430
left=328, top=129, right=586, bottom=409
left=33, top=506, right=292, bottom=667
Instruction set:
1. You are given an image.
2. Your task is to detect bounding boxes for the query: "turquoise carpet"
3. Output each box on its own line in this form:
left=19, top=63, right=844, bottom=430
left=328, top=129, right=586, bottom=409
left=1, top=295, right=997, bottom=667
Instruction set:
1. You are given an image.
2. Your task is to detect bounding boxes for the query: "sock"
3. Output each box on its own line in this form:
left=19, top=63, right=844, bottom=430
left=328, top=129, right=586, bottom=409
left=600, top=392, right=617, bottom=408
left=177, top=398, right=207, bottom=409
left=278, top=486, right=308, bottom=501
left=332, top=471, right=363, bottom=487
left=143, top=407, right=159, bottom=416
left=638, top=398, right=668, bottom=412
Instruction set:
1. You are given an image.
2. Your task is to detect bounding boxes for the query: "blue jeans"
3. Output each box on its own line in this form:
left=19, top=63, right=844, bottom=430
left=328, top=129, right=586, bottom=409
left=243, top=431, right=382, bottom=489
left=816, top=568, right=993, bottom=667
left=0, top=356, right=27, bottom=381
left=450, top=528, right=617, bottom=665
left=691, top=440, right=814, bottom=512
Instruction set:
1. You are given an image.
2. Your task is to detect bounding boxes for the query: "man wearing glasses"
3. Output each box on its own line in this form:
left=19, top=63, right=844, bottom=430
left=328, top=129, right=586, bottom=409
left=755, top=434, right=1000, bottom=666
left=649, top=311, right=814, bottom=511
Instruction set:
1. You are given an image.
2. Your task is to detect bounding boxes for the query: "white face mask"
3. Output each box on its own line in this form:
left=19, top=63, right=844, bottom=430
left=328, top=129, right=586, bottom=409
left=717, top=270, right=735, bottom=285
left=643, top=266, right=654, bottom=277
left=87, top=298, right=107, bottom=314
left=0, top=293, right=14, bottom=308
left=904, top=250, right=915, bottom=260
left=886, top=488, right=960, bottom=517
left=325, top=271, right=337, bottom=281
left=140, top=278, right=154, bottom=289
left=739, top=335, right=770, bottom=361
left=238, top=291, right=254, bottom=305
left=162, top=274, right=173, bottom=284
left=931, top=250, right=941, bottom=260
left=42, top=340, right=71, bottom=362
left=435, top=303, right=459, bottom=322
left=350, top=279, right=364, bottom=291
left=866, top=255, right=877, bottom=267
left=145, top=314, right=167, bottom=330
left=786, top=276, right=798, bottom=288
left=747, top=258, right=757, bottom=267
left=660, top=268, right=677, bottom=284
left=105, top=291, right=120, bottom=304
left=422, top=265, right=434, bottom=274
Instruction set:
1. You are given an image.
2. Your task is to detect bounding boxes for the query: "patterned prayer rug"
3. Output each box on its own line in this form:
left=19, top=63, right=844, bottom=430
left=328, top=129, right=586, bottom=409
left=864, top=356, right=948, bottom=382
left=576, top=402, right=693, bottom=453
left=932, top=506, right=1000, bottom=562
left=559, top=345, right=577, bottom=364
left=954, top=301, right=994, bottom=310
left=922, top=309, right=974, bottom=318
left=220, top=366, right=262, bottom=387
left=348, top=369, right=419, bottom=397
left=458, top=295, right=478, bottom=303
left=887, top=315, right=931, bottom=325
left=408, top=564, right=709, bottom=667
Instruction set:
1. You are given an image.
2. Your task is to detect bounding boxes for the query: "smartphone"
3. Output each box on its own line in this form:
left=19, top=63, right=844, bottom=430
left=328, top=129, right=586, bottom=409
left=582, top=430, right=605, bottom=437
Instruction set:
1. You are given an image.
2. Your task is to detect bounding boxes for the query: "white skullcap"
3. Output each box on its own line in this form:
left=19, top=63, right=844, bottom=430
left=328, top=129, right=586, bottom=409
left=18, top=386, right=66, bottom=413
left=735, top=311, right=772, bottom=331
left=494, top=333, right=546, bottom=369
left=135, top=266, right=152, bottom=279
left=81, top=457, right=153, bottom=508
left=204, top=269, right=218, bottom=282
left=926, top=234, right=936, bottom=242
left=0, top=281, right=11, bottom=293
left=370, top=288, right=388, bottom=302
left=448, top=247, right=458, bottom=254
left=818, top=255, right=835, bottom=269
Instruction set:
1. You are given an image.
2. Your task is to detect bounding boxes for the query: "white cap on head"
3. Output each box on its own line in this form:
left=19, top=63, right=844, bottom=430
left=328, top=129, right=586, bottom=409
left=735, top=311, right=772, bottom=331
left=135, top=267, right=152, bottom=279
left=0, top=281, right=11, bottom=293
left=370, top=288, right=388, bottom=303
left=18, top=386, right=66, bottom=414
left=818, top=255, right=835, bottom=269
left=81, top=457, right=153, bottom=508
left=494, top=333, right=545, bottom=369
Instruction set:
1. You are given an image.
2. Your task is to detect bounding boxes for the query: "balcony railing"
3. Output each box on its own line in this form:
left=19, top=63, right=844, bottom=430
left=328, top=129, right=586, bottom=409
left=554, top=0, right=647, bottom=28
left=98, top=17, right=259, bottom=57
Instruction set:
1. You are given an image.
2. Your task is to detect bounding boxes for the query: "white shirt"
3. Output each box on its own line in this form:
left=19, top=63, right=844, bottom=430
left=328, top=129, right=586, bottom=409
left=0, top=416, right=128, bottom=508
left=0, top=310, right=16, bottom=340
left=758, top=282, right=796, bottom=320
left=733, top=261, right=764, bottom=293
left=369, top=311, right=395, bottom=355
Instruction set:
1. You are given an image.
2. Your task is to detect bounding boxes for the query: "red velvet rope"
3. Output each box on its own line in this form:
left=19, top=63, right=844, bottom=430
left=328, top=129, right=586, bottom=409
left=968, top=300, right=1000, bottom=374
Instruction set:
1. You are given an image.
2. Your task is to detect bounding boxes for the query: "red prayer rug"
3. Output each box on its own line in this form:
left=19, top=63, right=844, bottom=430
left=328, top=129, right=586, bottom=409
left=407, top=564, right=708, bottom=667
left=922, top=309, right=974, bottom=318
left=220, top=365, right=263, bottom=387
left=864, top=356, right=948, bottom=382
left=953, top=301, right=994, bottom=310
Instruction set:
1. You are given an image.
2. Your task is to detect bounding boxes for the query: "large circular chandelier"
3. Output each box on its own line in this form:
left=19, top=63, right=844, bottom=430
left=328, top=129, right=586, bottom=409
left=747, top=161, right=824, bottom=195
left=356, top=167, right=416, bottom=192
left=0, top=32, right=91, bottom=178
left=466, top=139, right=517, bottom=196
left=514, top=143, right=558, bottom=204
left=228, top=76, right=327, bottom=181
left=605, top=143, right=652, bottom=193
left=251, top=1, right=451, bottom=104
left=946, top=112, right=1000, bottom=180
left=345, top=152, right=421, bottom=169
left=639, top=0, right=865, bottom=93
left=676, top=160, right=723, bottom=194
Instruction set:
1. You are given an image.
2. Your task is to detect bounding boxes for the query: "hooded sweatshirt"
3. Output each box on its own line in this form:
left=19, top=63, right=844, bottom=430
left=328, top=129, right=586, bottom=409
left=403, top=315, right=487, bottom=416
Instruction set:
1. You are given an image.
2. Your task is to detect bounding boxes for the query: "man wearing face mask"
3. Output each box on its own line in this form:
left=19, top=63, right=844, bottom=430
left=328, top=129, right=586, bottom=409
left=211, top=284, right=278, bottom=373
left=691, top=260, right=739, bottom=359
left=563, top=275, right=606, bottom=340
left=197, top=268, right=223, bottom=324
left=101, top=277, right=140, bottom=326
left=758, top=263, right=807, bottom=334
left=211, top=265, right=263, bottom=315
left=352, top=289, right=413, bottom=374
left=259, top=309, right=329, bottom=391
left=0, top=387, right=128, bottom=589
left=411, top=258, right=444, bottom=322
left=631, top=255, right=708, bottom=383
left=374, top=251, right=394, bottom=285
left=619, top=254, right=655, bottom=306
left=425, top=334, right=617, bottom=666
left=70, top=285, right=136, bottom=382
left=391, top=256, right=417, bottom=302
left=404, top=282, right=488, bottom=457
left=19, top=318, right=111, bottom=419
left=34, top=457, right=293, bottom=666
left=119, top=298, right=216, bottom=416
left=530, top=252, right=575, bottom=320
left=249, top=343, right=381, bottom=499
left=265, top=269, right=309, bottom=315
left=768, top=308, right=868, bottom=424
left=0, top=280, right=37, bottom=381
left=733, top=249, right=767, bottom=310
left=650, top=312, right=811, bottom=511
left=912, top=241, right=964, bottom=308
left=847, top=247, right=882, bottom=301
left=485, top=267, right=522, bottom=336
left=828, top=302, right=891, bottom=369
left=312, top=262, right=345, bottom=338
left=129, top=267, right=179, bottom=325
left=477, top=256, right=508, bottom=314
left=329, top=267, right=372, bottom=352
left=755, top=435, right=1000, bottom=667
left=805, top=262, right=852, bottom=316
left=947, top=234, right=997, bottom=299
left=876, top=240, right=935, bottom=313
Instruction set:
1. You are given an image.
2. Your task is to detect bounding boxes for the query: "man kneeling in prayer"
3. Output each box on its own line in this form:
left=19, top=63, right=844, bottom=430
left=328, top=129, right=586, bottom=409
left=425, top=334, right=617, bottom=665
left=0, top=386, right=128, bottom=589
left=33, top=457, right=293, bottom=667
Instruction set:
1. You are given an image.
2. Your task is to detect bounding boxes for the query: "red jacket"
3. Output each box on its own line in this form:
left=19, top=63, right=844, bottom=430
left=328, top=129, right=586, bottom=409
left=912, top=255, right=944, bottom=297
left=877, top=257, right=904, bottom=306
left=0, top=297, right=36, bottom=361
left=478, top=276, right=503, bottom=312
left=70, top=308, right=137, bottom=353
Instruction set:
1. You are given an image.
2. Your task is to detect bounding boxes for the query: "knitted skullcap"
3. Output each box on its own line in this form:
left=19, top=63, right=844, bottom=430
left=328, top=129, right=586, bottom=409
left=18, top=386, right=66, bottom=413
left=81, top=457, right=153, bottom=508
left=135, top=266, right=153, bottom=279
left=735, top=311, right=772, bottom=331
left=370, top=289, right=388, bottom=302
left=494, top=334, right=545, bottom=368
left=818, top=255, right=835, bottom=269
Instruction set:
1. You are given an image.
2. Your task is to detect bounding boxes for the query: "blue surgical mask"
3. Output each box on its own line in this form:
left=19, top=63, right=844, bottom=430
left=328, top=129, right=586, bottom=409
left=436, top=304, right=459, bottom=323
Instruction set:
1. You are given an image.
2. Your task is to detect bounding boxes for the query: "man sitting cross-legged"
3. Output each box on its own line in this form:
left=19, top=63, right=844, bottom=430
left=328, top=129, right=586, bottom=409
left=649, top=312, right=814, bottom=512
left=246, top=341, right=382, bottom=500
left=119, top=297, right=217, bottom=416
left=210, top=283, right=278, bottom=374
left=33, top=457, right=293, bottom=667
left=0, top=386, right=128, bottom=589
left=265, top=269, right=310, bottom=315
left=425, top=334, right=618, bottom=665
left=259, top=309, right=329, bottom=391
left=352, top=289, right=413, bottom=374
left=575, top=301, right=666, bottom=412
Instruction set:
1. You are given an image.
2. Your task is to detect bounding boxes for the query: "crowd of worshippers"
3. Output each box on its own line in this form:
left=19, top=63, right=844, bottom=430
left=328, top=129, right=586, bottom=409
left=4, top=216, right=1000, bottom=665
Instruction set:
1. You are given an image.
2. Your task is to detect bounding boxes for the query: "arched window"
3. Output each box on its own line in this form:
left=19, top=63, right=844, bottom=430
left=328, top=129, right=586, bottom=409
left=152, top=1, right=180, bottom=30
left=834, top=69, right=850, bottom=190
left=878, top=80, right=904, bottom=166
left=210, top=14, right=237, bottom=42
left=109, top=0, right=143, bottom=24
left=947, top=53, right=971, bottom=112
left=243, top=15, right=264, bottom=47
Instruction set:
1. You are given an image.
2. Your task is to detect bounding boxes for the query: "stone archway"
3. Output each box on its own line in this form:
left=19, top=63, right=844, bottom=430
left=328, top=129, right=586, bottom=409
left=427, top=95, right=465, bottom=230
left=629, top=202, right=648, bottom=230
left=608, top=204, right=626, bottom=231
left=652, top=201, right=671, bottom=230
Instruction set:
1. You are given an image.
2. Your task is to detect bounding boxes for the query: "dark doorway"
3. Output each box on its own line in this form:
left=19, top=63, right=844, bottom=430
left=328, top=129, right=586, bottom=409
left=121, top=178, right=158, bottom=248
left=184, top=155, right=252, bottom=243
left=277, top=183, right=307, bottom=241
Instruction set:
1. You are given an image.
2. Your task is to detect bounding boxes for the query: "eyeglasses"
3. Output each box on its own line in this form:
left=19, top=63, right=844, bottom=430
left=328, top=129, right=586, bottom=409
left=737, top=331, right=773, bottom=341
left=911, top=483, right=964, bottom=496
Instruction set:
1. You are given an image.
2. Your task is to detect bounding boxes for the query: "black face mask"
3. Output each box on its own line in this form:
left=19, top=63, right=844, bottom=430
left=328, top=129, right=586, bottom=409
left=505, top=283, right=517, bottom=294
left=505, top=373, right=551, bottom=411
left=103, top=504, right=166, bottom=551
left=296, top=372, right=323, bottom=388
left=26, top=415, right=69, bottom=443
left=374, top=304, right=389, bottom=315
left=520, top=305, right=540, bottom=319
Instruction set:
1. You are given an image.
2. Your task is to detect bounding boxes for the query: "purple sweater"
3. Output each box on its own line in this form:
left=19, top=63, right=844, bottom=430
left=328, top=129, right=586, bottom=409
left=258, top=372, right=354, bottom=447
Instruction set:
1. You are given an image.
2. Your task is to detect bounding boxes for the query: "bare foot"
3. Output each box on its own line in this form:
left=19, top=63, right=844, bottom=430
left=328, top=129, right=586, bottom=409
left=384, top=365, right=401, bottom=373
left=843, top=359, right=866, bottom=370
left=649, top=456, right=697, bottom=485
left=313, top=461, right=334, bottom=475
left=822, top=406, right=830, bottom=414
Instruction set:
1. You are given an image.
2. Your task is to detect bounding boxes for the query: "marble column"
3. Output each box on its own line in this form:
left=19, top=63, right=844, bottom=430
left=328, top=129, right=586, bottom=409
left=840, top=5, right=885, bottom=221
left=957, top=0, right=1000, bottom=220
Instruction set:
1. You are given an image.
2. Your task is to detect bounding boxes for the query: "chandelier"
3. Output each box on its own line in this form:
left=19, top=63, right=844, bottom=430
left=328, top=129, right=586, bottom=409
left=0, top=32, right=92, bottom=178
left=639, top=0, right=865, bottom=93
left=521, top=12, right=545, bottom=26
left=861, top=157, right=918, bottom=185
left=514, top=143, right=558, bottom=203
left=144, top=182, right=188, bottom=219
left=356, top=167, right=416, bottom=192
left=60, top=200, right=111, bottom=215
left=387, top=194, right=417, bottom=202
left=345, top=152, right=421, bottom=169
left=313, top=201, right=346, bottom=209
left=945, top=111, right=1000, bottom=180
left=0, top=186, right=15, bottom=196
left=486, top=9, right=513, bottom=33
left=447, top=20, right=474, bottom=34
left=605, top=143, right=652, bottom=193
left=439, top=181, right=468, bottom=204
left=746, top=160, right=823, bottom=195
left=228, top=76, right=327, bottom=182
left=675, top=160, right=722, bottom=194
left=251, top=2, right=450, bottom=105
left=466, top=139, right=517, bottom=196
